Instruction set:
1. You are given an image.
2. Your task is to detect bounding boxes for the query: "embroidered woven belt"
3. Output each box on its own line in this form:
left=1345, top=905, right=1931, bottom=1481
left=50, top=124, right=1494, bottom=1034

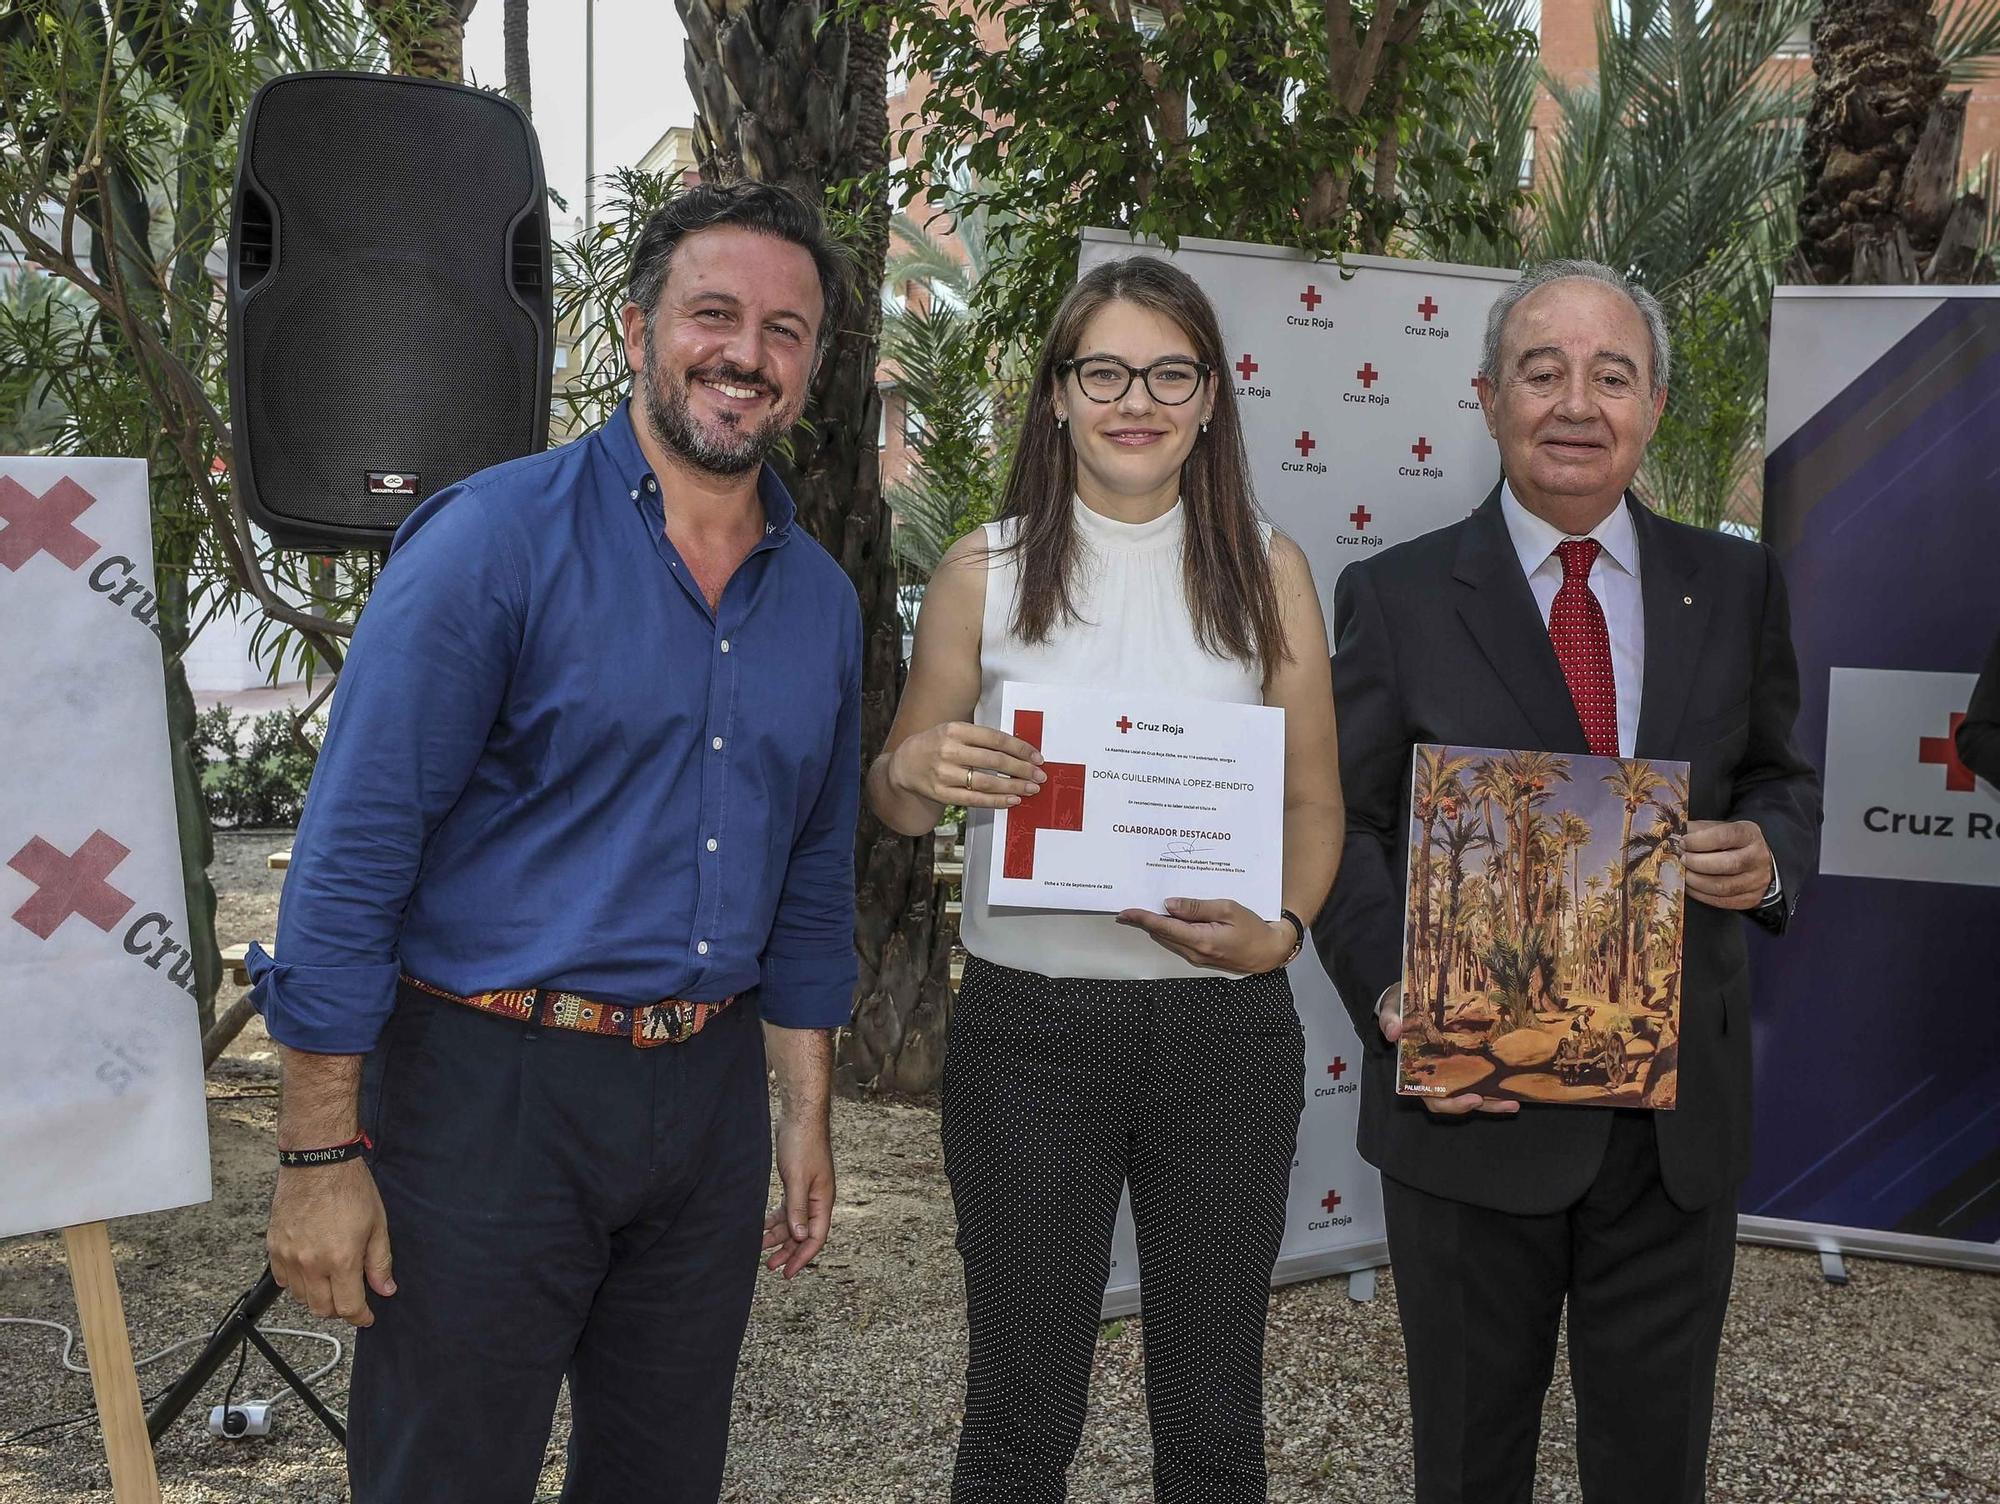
left=401, top=975, right=735, bottom=1048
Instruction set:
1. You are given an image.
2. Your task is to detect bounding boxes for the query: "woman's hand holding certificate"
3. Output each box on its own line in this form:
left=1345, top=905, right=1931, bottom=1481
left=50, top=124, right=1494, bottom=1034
left=884, top=719, right=1047, bottom=809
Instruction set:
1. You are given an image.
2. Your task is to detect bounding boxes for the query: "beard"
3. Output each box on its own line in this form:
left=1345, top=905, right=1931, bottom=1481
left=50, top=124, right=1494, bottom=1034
left=640, top=342, right=792, bottom=478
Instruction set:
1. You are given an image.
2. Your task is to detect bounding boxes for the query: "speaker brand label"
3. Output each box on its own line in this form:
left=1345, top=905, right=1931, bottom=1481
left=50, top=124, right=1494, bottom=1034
left=366, top=471, right=417, bottom=496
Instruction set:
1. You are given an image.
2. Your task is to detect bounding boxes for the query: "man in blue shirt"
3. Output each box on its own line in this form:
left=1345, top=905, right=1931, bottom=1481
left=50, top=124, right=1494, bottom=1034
left=248, top=181, right=862, bottom=1503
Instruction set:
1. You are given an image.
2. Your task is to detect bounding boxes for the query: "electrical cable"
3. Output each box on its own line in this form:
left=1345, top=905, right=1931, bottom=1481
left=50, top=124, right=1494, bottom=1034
left=0, top=1312, right=344, bottom=1444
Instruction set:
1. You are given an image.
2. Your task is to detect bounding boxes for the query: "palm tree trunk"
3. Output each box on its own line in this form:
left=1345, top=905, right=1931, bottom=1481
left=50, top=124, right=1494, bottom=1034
left=504, top=0, right=531, bottom=116
left=1613, top=807, right=1635, bottom=1008
left=364, top=0, right=478, bottom=81
left=1794, top=0, right=1987, bottom=284
left=682, top=2, right=952, bottom=1092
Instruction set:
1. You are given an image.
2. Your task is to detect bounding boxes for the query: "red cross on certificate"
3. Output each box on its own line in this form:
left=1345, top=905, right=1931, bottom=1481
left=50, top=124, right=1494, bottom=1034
left=1002, top=710, right=1086, bottom=879
left=1919, top=713, right=1976, bottom=792
left=0, top=476, right=101, bottom=572
left=9, top=831, right=137, bottom=940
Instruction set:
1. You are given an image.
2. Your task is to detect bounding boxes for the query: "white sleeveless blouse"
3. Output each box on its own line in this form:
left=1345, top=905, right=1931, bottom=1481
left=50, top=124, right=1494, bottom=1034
left=960, top=498, right=1271, bottom=979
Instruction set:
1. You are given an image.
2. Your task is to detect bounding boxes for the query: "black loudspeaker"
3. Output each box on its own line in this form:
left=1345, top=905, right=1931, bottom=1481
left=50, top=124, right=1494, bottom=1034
left=228, top=72, right=551, bottom=550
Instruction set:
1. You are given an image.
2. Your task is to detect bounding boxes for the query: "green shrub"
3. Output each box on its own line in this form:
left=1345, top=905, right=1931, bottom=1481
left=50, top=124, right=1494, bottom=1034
left=193, top=705, right=320, bottom=829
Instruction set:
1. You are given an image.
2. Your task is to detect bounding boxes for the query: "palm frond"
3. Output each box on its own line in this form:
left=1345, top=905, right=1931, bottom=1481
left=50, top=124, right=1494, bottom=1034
left=1938, top=0, right=2000, bottom=81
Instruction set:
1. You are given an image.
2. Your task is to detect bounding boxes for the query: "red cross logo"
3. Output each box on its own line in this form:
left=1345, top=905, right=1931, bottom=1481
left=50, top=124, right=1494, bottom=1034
left=1300, top=285, right=1322, bottom=312
left=1234, top=353, right=1259, bottom=381
left=1919, top=713, right=1976, bottom=792
left=1411, top=436, right=1433, bottom=462
left=1116, top=716, right=1134, bottom=734
left=8, top=831, right=137, bottom=940
left=1348, top=507, right=1371, bottom=532
left=1355, top=362, right=1379, bottom=388
left=0, top=476, right=102, bottom=572
left=1321, top=1189, right=1342, bottom=1213
left=1003, top=710, right=1086, bottom=879
left=1327, top=1057, right=1347, bottom=1079
left=1295, top=431, right=1316, bottom=458
left=1417, top=295, right=1439, bottom=322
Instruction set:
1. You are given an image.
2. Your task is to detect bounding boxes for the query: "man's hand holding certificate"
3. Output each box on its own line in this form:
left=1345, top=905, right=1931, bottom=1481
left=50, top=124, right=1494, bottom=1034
left=985, top=681, right=1284, bottom=918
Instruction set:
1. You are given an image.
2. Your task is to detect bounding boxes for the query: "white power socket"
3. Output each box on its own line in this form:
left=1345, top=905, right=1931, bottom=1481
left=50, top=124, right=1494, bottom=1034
left=207, top=1402, right=273, bottom=1439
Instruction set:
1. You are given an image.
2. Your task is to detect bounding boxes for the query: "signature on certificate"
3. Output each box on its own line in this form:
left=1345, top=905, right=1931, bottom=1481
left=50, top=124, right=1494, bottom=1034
left=1159, top=841, right=1212, bottom=864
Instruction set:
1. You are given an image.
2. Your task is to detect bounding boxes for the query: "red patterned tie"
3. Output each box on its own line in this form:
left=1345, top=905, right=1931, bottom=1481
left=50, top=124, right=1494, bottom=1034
left=1549, top=538, right=1619, bottom=756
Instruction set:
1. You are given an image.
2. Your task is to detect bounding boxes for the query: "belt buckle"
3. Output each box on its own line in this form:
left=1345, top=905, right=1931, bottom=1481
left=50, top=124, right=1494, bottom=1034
left=633, top=1001, right=692, bottom=1048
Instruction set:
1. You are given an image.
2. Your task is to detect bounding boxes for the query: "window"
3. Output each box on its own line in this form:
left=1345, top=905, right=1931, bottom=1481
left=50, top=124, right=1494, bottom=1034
left=1519, top=127, right=1536, bottom=188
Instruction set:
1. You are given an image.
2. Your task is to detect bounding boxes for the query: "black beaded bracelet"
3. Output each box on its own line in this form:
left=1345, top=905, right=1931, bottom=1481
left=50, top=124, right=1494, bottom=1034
left=277, top=1132, right=372, bottom=1168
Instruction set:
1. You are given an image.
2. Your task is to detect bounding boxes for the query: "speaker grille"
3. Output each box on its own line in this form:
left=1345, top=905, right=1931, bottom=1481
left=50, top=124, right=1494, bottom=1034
left=232, top=75, right=549, bottom=546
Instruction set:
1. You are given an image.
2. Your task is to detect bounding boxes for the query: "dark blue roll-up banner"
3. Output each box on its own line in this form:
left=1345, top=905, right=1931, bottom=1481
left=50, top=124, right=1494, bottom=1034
left=1749, top=288, right=2000, bottom=1271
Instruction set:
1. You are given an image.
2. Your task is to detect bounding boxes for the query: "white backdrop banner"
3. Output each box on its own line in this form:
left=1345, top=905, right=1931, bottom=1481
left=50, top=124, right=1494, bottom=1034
left=0, top=457, right=211, bottom=1239
left=1077, top=230, right=1517, bottom=1305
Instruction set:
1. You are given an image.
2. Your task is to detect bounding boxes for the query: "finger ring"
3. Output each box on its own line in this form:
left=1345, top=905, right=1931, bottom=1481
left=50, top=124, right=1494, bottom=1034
left=965, top=767, right=975, bottom=791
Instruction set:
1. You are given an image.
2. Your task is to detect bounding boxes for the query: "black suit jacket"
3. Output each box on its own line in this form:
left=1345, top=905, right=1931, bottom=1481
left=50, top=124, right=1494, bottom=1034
left=1313, top=487, right=1823, bottom=1215
left=1956, top=629, right=2000, bottom=787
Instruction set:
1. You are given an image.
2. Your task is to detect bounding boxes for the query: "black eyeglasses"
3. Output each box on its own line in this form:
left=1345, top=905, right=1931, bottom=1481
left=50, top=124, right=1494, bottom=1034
left=1056, top=356, right=1212, bottom=406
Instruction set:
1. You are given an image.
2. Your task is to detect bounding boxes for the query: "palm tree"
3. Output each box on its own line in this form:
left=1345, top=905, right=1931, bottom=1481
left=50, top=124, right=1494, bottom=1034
left=1431, top=811, right=1492, bottom=1027
left=1795, top=0, right=2000, bottom=284
left=1524, top=0, right=1821, bottom=529
left=1552, top=808, right=1592, bottom=973
left=1604, top=759, right=1668, bottom=1007
left=363, top=0, right=479, bottom=79
left=1468, top=758, right=1515, bottom=919
left=1410, top=748, right=1474, bottom=1009
left=1497, top=750, right=1572, bottom=935
left=881, top=197, right=1019, bottom=582
left=682, top=1, right=952, bottom=1093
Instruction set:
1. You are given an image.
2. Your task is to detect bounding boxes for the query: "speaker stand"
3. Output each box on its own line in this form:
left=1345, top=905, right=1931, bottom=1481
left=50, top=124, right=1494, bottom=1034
left=145, top=1268, right=345, bottom=1445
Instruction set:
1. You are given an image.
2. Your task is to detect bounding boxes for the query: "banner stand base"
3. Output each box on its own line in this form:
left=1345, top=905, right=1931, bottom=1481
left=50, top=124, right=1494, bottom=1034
left=1737, top=1215, right=2000, bottom=1277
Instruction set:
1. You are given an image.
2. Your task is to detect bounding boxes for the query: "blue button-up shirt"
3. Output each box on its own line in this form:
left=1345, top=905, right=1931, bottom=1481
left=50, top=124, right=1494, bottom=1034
left=248, top=401, right=862, bottom=1053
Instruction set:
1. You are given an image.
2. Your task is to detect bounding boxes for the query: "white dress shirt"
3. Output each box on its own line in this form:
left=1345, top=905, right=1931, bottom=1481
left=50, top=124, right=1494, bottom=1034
left=1499, top=480, right=1644, bottom=758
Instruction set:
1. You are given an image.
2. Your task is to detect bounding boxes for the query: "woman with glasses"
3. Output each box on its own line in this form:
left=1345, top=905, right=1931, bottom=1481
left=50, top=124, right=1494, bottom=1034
left=866, top=255, right=1343, bottom=1502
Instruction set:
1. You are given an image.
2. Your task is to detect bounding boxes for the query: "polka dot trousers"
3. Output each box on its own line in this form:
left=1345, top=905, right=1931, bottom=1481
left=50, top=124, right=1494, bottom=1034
left=941, top=955, right=1307, bottom=1503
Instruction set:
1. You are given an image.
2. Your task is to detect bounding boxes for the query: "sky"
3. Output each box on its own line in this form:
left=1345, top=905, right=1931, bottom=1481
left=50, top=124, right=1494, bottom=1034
left=462, top=1, right=696, bottom=233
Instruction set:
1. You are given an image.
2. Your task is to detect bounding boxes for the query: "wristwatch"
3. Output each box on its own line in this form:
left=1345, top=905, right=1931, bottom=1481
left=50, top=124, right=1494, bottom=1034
left=1274, top=909, right=1305, bottom=968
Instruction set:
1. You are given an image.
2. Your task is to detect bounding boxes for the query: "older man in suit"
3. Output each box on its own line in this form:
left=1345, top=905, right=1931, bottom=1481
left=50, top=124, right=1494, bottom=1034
left=1315, top=259, right=1822, bottom=1503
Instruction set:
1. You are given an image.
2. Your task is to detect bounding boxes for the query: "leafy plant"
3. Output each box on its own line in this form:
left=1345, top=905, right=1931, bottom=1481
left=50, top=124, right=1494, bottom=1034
left=882, top=193, right=1020, bottom=582
left=193, top=706, right=323, bottom=829
left=849, top=0, right=1526, bottom=365
left=1483, top=924, right=1556, bottom=1034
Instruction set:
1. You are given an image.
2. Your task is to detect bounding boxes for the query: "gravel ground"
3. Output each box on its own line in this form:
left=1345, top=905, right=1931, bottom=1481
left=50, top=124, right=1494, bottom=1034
left=2, top=834, right=1995, bottom=1502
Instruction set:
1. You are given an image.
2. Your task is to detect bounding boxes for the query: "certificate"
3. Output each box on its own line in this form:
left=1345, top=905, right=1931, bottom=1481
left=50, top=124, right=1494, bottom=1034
left=985, top=680, right=1284, bottom=916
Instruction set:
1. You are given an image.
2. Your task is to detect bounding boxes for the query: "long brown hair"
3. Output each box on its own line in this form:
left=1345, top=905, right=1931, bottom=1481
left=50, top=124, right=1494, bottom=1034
left=994, top=256, right=1288, bottom=670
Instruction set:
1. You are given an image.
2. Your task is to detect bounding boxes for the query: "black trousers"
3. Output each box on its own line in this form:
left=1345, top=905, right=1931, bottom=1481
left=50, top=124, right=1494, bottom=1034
left=1382, top=1111, right=1739, bottom=1504
left=940, top=956, right=1306, bottom=1504
left=346, top=983, right=771, bottom=1504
